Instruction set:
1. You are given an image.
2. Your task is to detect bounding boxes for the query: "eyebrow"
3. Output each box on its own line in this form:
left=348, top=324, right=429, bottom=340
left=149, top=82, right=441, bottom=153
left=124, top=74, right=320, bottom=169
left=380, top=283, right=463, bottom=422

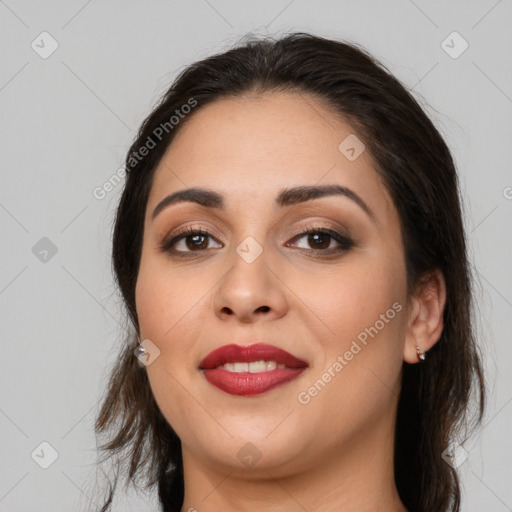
left=151, top=184, right=376, bottom=221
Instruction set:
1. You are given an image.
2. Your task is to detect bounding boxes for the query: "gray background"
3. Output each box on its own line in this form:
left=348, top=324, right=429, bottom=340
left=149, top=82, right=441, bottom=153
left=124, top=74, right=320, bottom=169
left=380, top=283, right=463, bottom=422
left=1, top=1, right=511, bottom=510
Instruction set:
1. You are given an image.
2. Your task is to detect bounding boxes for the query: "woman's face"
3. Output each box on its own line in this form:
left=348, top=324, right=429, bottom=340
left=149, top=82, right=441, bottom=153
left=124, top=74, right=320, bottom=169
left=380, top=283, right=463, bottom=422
left=135, top=91, right=409, bottom=476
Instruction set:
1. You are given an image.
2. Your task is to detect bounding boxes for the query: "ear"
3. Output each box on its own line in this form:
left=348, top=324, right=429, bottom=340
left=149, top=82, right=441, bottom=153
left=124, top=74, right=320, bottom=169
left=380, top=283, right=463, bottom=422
left=403, top=269, right=447, bottom=364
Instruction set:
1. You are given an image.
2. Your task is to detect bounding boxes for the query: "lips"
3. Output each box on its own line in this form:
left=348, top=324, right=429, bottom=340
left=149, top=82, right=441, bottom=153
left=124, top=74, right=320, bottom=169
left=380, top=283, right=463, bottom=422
left=199, top=343, right=308, bottom=396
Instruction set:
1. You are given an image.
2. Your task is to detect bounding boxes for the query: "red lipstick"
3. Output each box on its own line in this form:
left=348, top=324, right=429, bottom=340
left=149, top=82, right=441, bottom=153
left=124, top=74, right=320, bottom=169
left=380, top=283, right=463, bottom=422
left=199, top=343, right=308, bottom=396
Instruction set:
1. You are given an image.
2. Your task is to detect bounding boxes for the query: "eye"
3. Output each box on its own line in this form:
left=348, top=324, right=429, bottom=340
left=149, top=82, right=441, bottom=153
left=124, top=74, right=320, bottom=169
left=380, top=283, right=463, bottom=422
left=160, top=225, right=354, bottom=258
left=160, top=227, right=222, bottom=256
left=286, top=226, right=353, bottom=255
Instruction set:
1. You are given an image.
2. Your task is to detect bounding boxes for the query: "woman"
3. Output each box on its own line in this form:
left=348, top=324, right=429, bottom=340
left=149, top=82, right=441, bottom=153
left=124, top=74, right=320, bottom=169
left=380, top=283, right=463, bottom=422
left=95, top=32, right=485, bottom=512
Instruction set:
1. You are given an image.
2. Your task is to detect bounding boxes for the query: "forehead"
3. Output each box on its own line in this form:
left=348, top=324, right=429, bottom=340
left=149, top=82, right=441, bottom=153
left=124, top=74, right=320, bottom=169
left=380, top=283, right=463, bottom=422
left=148, top=91, right=395, bottom=217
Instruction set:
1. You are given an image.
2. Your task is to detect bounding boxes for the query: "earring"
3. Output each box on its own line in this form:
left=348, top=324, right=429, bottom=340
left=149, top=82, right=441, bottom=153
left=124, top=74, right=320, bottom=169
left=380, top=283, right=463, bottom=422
left=416, top=345, right=426, bottom=361
left=135, top=337, right=146, bottom=357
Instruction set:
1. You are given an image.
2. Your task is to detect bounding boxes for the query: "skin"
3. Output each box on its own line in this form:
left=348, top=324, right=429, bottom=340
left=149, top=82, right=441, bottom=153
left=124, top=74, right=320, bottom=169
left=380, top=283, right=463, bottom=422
left=135, top=91, right=446, bottom=512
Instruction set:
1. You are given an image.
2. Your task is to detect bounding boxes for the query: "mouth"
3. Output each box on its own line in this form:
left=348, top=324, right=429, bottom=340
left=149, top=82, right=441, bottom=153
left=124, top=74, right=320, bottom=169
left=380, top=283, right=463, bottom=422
left=199, top=343, right=308, bottom=396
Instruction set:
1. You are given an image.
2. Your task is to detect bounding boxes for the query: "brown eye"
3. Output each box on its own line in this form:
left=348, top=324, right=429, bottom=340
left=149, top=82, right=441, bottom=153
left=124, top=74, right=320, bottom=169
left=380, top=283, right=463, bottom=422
left=183, top=233, right=209, bottom=251
left=287, top=227, right=353, bottom=254
left=161, top=228, right=222, bottom=255
left=304, top=232, right=332, bottom=250
left=161, top=226, right=353, bottom=258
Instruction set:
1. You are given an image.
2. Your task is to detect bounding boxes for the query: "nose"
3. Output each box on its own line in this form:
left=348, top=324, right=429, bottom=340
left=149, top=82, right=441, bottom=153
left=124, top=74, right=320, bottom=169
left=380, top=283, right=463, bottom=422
left=212, top=251, right=288, bottom=324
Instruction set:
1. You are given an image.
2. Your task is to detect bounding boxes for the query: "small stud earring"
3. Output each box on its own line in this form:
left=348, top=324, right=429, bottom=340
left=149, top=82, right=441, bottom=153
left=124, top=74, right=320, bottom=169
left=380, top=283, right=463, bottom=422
left=416, top=345, right=426, bottom=361
left=135, top=337, right=146, bottom=357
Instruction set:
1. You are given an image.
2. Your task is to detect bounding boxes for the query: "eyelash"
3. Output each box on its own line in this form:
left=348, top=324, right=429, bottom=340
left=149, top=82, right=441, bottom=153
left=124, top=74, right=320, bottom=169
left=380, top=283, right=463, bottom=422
left=160, top=224, right=354, bottom=258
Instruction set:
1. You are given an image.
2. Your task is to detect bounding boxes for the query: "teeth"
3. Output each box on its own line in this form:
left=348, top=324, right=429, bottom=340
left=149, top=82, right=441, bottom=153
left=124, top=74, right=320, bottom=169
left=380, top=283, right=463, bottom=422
left=217, top=360, right=287, bottom=372
left=266, top=361, right=277, bottom=371
left=249, top=360, right=267, bottom=373
left=233, top=362, right=249, bottom=372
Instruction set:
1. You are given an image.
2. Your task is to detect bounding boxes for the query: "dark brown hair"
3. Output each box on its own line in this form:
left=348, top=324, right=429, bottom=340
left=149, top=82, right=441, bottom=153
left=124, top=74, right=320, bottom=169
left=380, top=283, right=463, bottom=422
left=95, top=32, right=485, bottom=512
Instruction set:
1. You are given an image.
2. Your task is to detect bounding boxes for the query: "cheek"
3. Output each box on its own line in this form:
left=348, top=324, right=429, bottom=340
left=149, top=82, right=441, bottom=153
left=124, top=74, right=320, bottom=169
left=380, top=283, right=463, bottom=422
left=291, top=271, right=405, bottom=455
left=135, top=253, right=205, bottom=342
left=135, top=271, right=175, bottom=340
left=295, top=253, right=406, bottom=409
left=135, top=260, right=209, bottom=439
left=299, top=255, right=406, bottom=350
